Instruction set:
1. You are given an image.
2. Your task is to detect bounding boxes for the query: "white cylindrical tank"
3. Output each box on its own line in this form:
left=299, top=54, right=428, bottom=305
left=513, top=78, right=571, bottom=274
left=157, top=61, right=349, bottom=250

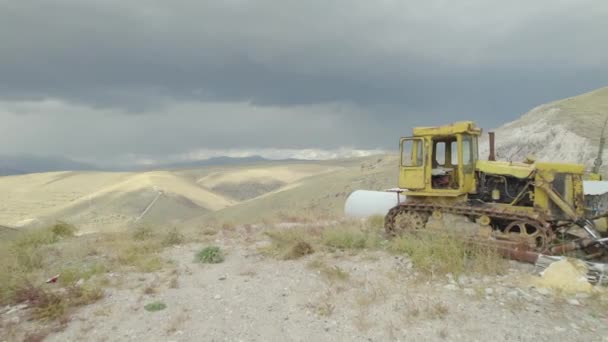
left=344, top=190, right=406, bottom=219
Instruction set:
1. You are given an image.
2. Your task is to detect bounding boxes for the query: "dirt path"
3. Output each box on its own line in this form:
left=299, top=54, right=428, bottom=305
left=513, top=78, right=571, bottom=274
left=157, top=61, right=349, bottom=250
left=43, top=238, right=608, bottom=342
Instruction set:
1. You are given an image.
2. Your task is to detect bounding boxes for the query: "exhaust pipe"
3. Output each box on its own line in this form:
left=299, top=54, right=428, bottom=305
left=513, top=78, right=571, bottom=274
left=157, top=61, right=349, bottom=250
left=488, top=131, right=496, bottom=161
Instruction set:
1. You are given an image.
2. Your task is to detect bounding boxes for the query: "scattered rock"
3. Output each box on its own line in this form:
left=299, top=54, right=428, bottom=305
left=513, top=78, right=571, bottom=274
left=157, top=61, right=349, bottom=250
left=214, top=295, right=222, bottom=300
left=457, top=275, right=469, bottom=286
left=444, top=284, right=458, bottom=291
left=463, top=288, right=475, bottom=296
left=219, top=275, right=227, bottom=281
left=535, top=287, right=551, bottom=296
left=507, top=290, right=520, bottom=298
left=485, top=288, right=494, bottom=296
left=567, top=299, right=581, bottom=306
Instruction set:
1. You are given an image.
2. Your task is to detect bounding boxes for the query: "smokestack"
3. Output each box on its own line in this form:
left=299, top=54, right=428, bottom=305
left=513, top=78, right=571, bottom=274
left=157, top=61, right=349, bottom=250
left=488, top=131, right=496, bottom=161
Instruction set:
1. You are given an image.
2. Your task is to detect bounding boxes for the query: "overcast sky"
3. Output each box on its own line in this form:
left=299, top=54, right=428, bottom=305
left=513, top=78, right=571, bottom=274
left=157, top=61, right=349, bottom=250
left=1, top=0, right=607, bottom=165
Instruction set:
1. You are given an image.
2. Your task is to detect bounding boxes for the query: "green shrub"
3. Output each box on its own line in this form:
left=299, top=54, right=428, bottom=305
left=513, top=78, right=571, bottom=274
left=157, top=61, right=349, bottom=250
left=144, top=301, right=167, bottom=312
left=50, top=222, right=77, bottom=238
left=195, top=246, right=224, bottom=264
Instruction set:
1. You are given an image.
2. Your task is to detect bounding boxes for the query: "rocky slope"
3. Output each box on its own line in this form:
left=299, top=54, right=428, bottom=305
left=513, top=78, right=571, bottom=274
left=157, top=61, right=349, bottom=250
left=479, top=87, right=608, bottom=174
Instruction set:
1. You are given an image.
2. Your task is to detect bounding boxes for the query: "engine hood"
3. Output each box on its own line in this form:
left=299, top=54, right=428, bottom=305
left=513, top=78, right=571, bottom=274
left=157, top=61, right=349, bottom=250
left=475, top=160, right=535, bottom=179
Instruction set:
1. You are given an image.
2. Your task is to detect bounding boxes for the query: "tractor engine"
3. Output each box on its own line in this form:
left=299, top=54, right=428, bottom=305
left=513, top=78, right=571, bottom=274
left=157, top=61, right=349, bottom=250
left=471, top=172, right=533, bottom=207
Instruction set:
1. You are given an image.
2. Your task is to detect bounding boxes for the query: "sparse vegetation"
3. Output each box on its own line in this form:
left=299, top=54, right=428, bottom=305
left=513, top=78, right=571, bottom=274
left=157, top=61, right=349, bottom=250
left=195, top=246, right=224, bottom=264
left=0, top=222, right=175, bottom=329
left=284, top=241, right=314, bottom=260
left=162, top=228, right=185, bottom=247
left=312, top=301, right=335, bottom=317
left=11, top=282, right=103, bottom=322
left=58, top=263, right=107, bottom=287
left=50, top=222, right=77, bottom=238
left=307, top=289, right=336, bottom=317
left=132, top=225, right=155, bottom=241
left=307, top=260, right=350, bottom=282
left=259, top=228, right=320, bottom=259
left=260, top=220, right=385, bottom=260
left=404, top=298, right=450, bottom=321
left=12, top=222, right=77, bottom=251
left=115, top=239, right=165, bottom=272
left=366, top=215, right=385, bottom=230
left=322, top=224, right=381, bottom=250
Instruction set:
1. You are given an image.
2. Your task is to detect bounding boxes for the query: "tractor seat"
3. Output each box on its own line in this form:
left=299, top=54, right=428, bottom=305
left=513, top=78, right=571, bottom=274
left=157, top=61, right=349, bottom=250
left=431, top=167, right=453, bottom=176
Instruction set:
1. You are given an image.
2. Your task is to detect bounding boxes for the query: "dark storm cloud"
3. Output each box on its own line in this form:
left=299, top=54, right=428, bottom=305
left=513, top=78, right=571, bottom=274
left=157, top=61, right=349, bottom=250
left=0, top=0, right=607, bottom=163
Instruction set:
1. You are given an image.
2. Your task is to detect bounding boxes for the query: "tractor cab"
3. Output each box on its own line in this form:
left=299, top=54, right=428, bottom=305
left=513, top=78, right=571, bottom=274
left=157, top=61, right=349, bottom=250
left=399, top=121, right=481, bottom=196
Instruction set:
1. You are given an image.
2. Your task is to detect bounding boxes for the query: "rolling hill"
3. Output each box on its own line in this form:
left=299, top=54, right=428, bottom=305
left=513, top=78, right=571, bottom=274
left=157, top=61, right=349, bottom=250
left=0, top=156, right=395, bottom=232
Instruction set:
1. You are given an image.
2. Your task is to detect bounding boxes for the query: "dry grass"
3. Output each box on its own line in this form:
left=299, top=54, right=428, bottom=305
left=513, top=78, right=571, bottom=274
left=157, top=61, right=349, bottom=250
left=307, top=259, right=350, bottom=283
left=11, top=282, right=103, bottom=322
left=322, top=227, right=379, bottom=250
left=354, top=281, right=388, bottom=308
left=306, top=289, right=336, bottom=317
left=162, top=228, right=185, bottom=247
left=257, top=218, right=503, bottom=281
left=57, top=263, right=107, bottom=287
left=284, top=241, right=315, bottom=260
left=201, top=227, right=219, bottom=236
left=389, top=231, right=506, bottom=278
left=404, top=297, right=450, bottom=321
left=114, top=239, right=165, bottom=272
left=259, top=227, right=320, bottom=260
left=260, top=219, right=385, bottom=260
left=0, top=222, right=177, bottom=328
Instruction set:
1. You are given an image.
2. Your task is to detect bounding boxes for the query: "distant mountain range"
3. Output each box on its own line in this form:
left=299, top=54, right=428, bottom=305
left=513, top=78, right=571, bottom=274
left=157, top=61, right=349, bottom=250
left=0, top=155, right=96, bottom=176
left=138, top=156, right=304, bottom=171
left=0, top=154, right=304, bottom=176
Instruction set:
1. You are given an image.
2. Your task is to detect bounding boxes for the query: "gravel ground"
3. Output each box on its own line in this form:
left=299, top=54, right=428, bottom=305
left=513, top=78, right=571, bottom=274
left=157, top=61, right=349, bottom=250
left=23, top=237, right=606, bottom=342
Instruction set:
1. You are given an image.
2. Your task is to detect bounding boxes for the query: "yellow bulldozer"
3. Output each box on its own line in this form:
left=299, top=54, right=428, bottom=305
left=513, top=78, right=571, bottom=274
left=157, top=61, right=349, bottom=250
left=382, top=121, right=608, bottom=261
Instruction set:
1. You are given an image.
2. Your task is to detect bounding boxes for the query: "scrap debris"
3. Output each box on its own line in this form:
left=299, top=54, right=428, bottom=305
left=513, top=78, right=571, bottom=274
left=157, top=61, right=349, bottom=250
left=534, top=255, right=608, bottom=289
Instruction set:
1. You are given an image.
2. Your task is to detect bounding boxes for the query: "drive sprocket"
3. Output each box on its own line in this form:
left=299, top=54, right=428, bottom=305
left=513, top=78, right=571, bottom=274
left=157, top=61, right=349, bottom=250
left=385, top=206, right=429, bottom=236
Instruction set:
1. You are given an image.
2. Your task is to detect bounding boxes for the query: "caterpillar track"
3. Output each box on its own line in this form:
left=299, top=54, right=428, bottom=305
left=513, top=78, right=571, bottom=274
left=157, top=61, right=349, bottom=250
left=384, top=202, right=602, bottom=257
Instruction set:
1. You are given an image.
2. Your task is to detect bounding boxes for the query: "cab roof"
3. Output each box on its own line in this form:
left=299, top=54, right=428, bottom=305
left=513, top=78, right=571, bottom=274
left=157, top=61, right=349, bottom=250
left=412, top=121, right=482, bottom=137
